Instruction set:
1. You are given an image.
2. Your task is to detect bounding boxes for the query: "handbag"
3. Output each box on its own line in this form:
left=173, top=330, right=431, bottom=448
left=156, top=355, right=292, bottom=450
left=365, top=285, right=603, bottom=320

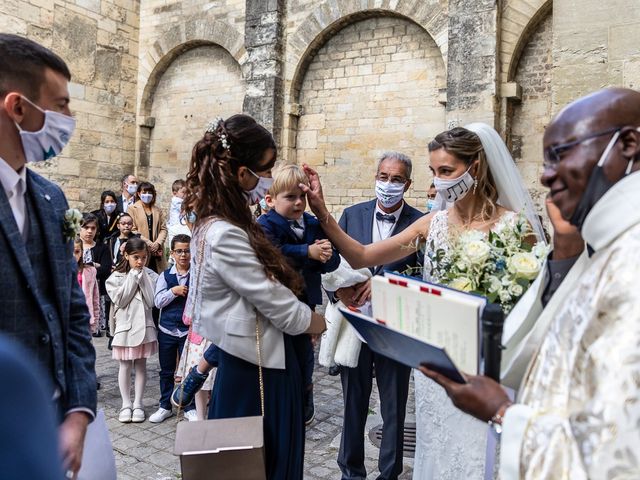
left=174, top=218, right=266, bottom=480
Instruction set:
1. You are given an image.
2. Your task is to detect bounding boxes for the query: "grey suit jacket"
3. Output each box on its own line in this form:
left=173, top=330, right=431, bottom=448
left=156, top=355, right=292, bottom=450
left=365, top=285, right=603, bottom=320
left=0, top=168, right=97, bottom=415
left=192, top=219, right=312, bottom=369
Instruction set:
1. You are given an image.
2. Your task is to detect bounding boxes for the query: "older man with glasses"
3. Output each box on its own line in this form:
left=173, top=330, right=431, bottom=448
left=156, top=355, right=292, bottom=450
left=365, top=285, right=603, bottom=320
left=327, top=152, right=424, bottom=480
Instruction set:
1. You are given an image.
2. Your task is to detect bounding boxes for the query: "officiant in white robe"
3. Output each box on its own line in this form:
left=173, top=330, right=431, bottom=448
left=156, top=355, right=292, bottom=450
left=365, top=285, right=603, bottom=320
left=420, top=87, right=640, bottom=480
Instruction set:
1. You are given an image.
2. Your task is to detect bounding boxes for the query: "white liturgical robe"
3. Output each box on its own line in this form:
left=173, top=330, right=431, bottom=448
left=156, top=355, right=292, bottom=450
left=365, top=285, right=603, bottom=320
left=500, top=171, right=640, bottom=479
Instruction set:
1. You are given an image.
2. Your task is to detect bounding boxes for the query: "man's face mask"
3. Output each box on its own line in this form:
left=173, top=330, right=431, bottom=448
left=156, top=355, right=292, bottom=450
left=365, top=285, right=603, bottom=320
left=570, top=129, right=635, bottom=230
left=375, top=180, right=406, bottom=208
left=14, top=95, right=76, bottom=163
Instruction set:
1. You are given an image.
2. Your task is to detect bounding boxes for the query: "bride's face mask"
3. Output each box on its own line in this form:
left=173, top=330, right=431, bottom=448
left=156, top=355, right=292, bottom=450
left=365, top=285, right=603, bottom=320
left=431, top=151, right=478, bottom=204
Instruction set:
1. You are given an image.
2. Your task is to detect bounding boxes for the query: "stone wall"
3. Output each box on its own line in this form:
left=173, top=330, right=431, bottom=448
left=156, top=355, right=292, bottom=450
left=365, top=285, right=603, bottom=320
left=0, top=0, right=140, bottom=210
left=294, top=15, right=446, bottom=216
left=4, top=0, right=640, bottom=216
left=552, top=0, right=640, bottom=111
left=144, top=45, right=245, bottom=206
left=510, top=11, right=552, bottom=213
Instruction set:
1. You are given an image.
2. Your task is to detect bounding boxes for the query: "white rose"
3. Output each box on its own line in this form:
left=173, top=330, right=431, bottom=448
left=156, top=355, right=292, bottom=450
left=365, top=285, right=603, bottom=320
left=508, top=283, right=524, bottom=297
left=450, top=277, right=473, bottom=292
left=499, top=289, right=511, bottom=303
left=532, top=242, right=550, bottom=260
left=463, top=240, right=491, bottom=265
left=509, top=252, right=540, bottom=280
left=487, top=275, right=501, bottom=293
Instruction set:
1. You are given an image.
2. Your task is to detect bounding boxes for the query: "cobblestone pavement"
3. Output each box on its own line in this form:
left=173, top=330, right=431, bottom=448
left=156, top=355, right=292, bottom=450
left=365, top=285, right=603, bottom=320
left=96, top=336, right=414, bottom=479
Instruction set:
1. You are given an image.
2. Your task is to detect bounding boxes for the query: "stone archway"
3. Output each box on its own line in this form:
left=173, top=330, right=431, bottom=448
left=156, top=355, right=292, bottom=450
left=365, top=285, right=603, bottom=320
left=291, top=12, right=447, bottom=215
left=135, top=19, right=246, bottom=195
left=506, top=7, right=553, bottom=214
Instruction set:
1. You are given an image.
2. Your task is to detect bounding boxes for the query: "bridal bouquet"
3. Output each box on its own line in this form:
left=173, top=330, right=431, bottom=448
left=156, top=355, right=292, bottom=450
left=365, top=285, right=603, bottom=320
left=427, top=213, right=549, bottom=313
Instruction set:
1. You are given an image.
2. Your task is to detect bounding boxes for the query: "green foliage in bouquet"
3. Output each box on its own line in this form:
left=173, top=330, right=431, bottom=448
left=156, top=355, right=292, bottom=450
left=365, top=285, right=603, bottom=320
left=426, top=213, right=549, bottom=313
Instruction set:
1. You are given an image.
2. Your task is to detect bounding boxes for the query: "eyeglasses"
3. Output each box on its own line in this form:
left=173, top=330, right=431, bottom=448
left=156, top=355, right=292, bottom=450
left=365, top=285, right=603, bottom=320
left=543, top=127, right=620, bottom=170
left=172, top=249, right=190, bottom=256
left=376, top=174, right=408, bottom=184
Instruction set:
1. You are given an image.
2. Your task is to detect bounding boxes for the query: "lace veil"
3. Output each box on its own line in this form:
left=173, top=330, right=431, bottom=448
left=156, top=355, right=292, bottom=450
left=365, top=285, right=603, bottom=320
left=465, top=122, right=546, bottom=241
left=431, top=123, right=546, bottom=242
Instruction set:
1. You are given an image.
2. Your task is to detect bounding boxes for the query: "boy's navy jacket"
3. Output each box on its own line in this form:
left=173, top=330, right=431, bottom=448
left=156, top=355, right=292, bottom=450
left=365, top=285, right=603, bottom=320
left=258, top=210, right=340, bottom=306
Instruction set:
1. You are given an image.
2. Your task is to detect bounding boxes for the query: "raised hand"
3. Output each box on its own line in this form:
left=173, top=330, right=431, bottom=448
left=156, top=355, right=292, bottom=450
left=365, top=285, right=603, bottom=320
left=300, top=164, right=328, bottom=217
left=546, top=195, right=584, bottom=259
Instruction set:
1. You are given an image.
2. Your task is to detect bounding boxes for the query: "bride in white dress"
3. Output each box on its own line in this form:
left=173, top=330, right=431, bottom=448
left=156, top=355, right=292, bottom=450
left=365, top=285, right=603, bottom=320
left=302, top=123, right=544, bottom=480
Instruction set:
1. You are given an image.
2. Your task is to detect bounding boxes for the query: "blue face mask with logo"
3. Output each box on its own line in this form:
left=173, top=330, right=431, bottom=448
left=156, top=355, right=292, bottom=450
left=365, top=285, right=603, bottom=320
left=426, top=198, right=437, bottom=212
left=15, top=95, right=76, bottom=163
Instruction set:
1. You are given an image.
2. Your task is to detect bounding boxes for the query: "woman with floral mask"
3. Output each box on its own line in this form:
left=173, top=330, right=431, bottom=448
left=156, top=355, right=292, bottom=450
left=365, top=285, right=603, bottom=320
left=92, top=190, right=121, bottom=242
left=302, top=124, right=545, bottom=480
left=128, top=181, right=168, bottom=273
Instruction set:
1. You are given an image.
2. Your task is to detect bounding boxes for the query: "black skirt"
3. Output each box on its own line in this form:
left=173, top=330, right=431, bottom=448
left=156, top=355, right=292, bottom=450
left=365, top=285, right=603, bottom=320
left=208, top=334, right=304, bottom=480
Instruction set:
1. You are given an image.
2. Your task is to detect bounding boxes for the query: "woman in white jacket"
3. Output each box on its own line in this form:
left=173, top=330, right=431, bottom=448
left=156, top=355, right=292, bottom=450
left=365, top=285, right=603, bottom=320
left=106, top=237, right=158, bottom=423
left=183, top=115, right=325, bottom=480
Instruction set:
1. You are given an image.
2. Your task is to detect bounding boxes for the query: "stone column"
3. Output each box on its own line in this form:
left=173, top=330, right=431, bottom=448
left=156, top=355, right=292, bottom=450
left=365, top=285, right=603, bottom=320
left=243, top=0, right=286, bottom=145
left=445, top=0, right=500, bottom=128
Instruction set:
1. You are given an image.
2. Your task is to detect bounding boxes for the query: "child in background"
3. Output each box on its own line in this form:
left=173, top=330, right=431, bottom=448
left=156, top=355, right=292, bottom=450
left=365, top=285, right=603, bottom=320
left=149, top=234, right=199, bottom=423
left=105, top=213, right=140, bottom=267
left=257, top=164, right=340, bottom=425
left=167, top=179, right=186, bottom=227
left=166, top=180, right=191, bottom=259
left=74, top=238, right=100, bottom=335
left=106, top=237, right=158, bottom=423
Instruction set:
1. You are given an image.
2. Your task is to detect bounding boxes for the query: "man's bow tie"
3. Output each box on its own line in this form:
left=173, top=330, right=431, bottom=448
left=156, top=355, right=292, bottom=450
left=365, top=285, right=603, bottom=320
left=376, top=212, right=396, bottom=224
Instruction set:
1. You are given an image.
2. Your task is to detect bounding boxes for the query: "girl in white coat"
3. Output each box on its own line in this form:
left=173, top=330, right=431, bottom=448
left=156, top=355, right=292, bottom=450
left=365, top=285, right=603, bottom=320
left=106, top=237, right=158, bottom=423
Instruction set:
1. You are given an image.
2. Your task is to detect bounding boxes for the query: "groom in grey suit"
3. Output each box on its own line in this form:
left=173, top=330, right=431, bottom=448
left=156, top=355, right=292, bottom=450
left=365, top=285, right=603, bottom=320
left=0, top=34, right=96, bottom=477
left=332, top=152, right=424, bottom=480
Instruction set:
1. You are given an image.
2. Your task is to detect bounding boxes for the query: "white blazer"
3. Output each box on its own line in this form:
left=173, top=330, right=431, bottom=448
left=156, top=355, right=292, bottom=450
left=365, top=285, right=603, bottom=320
left=192, top=219, right=311, bottom=369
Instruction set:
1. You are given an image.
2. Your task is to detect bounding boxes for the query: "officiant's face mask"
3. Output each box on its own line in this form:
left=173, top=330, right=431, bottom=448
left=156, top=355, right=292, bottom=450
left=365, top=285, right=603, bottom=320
left=14, top=95, right=76, bottom=163
left=433, top=165, right=476, bottom=203
left=570, top=129, right=635, bottom=230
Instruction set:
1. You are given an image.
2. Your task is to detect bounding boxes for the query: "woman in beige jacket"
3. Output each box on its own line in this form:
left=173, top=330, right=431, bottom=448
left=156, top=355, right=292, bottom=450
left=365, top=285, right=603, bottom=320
left=128, top=181, right=168, bottom=273
left=106, top=237, right=158, bottom=423
left=183, top=115, right=325, bottom=479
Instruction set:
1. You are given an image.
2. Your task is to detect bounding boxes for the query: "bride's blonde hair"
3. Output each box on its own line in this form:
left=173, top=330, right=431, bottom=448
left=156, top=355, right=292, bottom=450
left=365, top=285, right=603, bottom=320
left=428, top=127, right=499, bottom=220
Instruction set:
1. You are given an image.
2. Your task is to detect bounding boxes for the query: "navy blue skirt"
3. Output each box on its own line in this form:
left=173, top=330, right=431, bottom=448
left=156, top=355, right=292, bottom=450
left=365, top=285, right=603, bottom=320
left=208, top=334, right=304, bottom=480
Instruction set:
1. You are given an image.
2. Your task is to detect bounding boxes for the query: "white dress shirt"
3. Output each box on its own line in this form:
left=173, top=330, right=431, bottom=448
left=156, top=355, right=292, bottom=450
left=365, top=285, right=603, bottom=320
left=0, top=156, right=27, bottom=235
left=121, top=194, right=134, bottom=213
left=372, top=201, right=403, bottom=242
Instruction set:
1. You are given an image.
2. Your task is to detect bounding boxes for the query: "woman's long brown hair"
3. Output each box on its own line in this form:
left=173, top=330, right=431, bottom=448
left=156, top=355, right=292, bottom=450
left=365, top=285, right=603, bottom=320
left=183, top=114, right=303, bottom=295
left=428, top=127, right=499, bottom=220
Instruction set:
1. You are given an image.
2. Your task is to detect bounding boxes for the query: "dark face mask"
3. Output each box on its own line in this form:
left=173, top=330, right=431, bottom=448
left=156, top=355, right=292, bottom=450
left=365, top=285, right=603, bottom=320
left=570, top=130, right=633, bottom=230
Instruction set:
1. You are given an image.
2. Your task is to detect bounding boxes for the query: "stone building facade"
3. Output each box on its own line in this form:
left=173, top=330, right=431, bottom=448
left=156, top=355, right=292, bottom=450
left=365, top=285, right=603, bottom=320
left=2, top=0, right=639, bottom=218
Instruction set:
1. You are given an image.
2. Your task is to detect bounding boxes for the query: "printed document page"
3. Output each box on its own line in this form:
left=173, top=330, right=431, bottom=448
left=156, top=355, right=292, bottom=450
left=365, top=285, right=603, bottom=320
left=371, top=275, right=480, bottom=374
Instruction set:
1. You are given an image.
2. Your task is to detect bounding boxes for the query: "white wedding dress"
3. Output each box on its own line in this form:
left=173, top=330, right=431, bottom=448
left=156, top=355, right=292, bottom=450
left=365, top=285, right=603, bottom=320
left=412, top=209, right=515, bottom=480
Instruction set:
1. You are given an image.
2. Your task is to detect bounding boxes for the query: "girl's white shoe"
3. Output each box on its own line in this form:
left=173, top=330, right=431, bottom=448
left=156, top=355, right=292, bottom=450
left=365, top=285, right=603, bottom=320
left=131, top=407, right=145, bottom=423
left=118, top=406, right=132, bottom=423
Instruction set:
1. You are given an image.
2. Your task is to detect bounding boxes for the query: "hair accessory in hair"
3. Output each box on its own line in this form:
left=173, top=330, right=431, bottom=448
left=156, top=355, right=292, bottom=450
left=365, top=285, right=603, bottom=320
left=205, top=117, right=231, bottom=151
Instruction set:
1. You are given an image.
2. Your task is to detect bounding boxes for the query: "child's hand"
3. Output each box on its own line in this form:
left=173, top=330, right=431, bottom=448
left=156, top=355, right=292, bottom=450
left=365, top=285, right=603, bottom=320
left=171, top=285, right=189, bottom=297
left=308, top=239, right=332, bottom=263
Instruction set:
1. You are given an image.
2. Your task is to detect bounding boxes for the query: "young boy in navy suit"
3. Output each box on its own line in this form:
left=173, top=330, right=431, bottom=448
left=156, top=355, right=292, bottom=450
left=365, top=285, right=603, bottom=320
left=258, top=165, right=340, bottom=424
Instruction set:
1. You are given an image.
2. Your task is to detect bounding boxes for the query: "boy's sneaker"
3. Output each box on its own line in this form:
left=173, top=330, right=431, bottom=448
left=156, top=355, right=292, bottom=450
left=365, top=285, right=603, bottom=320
left=171, top=366, right=208, bottom=408
left=183, top=409, right=198, bottom=422
left=149, top=407, right=174, bottom=423
left=304, top=390, right=315, bottom=426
